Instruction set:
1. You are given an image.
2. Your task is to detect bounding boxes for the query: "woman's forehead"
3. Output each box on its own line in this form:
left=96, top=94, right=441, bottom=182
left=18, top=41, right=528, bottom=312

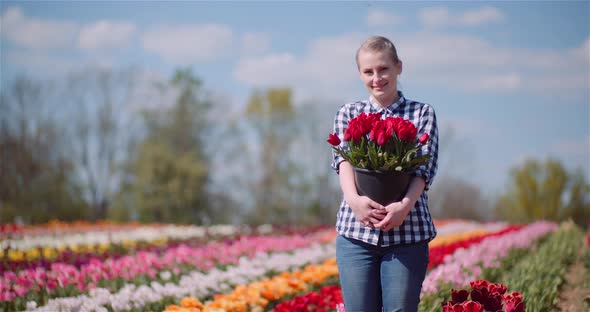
left=357, top=50, right=395, bottom=67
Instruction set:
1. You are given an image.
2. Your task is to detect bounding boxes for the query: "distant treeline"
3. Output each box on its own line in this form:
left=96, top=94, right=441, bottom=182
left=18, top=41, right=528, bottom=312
left=1, top=68, right=588, bottom=228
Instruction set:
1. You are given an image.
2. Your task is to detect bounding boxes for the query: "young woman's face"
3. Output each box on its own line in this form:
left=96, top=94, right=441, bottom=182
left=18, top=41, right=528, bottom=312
left=357, top=50, right=402, bottom=106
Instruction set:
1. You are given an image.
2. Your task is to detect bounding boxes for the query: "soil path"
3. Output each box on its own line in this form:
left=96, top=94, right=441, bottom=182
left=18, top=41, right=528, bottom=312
left=554, top=237, right=589, bottom=312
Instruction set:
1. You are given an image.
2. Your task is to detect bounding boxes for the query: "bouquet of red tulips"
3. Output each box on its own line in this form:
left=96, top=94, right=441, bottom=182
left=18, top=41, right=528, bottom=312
left=327, top=112, right=430, bottom=172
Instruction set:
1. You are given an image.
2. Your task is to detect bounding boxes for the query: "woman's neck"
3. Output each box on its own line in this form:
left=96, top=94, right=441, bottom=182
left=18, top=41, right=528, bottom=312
left=373, top=91, right=400, bottom=109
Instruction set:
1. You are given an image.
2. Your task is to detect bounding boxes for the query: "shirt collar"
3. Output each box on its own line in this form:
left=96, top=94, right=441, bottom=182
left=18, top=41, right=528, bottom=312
left=369, top=91, right=406, bottom=113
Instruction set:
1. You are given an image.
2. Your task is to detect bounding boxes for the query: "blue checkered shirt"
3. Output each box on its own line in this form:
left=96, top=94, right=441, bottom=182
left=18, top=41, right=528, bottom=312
left=331, top=91, right=438, bottom=246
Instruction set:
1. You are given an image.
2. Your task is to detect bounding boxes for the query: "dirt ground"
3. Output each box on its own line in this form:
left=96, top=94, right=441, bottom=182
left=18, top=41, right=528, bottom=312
left=554, top=238, right=590, bottom=312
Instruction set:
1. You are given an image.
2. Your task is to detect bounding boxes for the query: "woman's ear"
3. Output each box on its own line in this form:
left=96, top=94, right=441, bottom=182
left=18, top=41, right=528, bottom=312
left=398, top=60, right=403, bottom=75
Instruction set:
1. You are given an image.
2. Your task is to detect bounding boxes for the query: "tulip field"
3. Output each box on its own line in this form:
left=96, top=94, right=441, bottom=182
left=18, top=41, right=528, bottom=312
left=1, top=220, right=588, bottom=312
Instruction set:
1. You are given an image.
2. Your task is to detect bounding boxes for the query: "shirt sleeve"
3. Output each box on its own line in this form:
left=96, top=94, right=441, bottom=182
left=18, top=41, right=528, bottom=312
left=412, top=103, right=439, bottom=191
left=331, top=105, right=349, bottom=174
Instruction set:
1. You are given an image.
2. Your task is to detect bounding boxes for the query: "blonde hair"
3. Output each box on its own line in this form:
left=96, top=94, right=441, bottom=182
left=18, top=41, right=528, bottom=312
left=356, top=36, right=400, bottom=68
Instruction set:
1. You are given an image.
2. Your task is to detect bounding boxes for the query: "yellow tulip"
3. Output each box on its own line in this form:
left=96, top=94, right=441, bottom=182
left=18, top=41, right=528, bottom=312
left=8, top=250, right=24, bottom=261
left=42, top=247, right=57, bottom=259
left=25, top=249, right=40, bottom=260
left=98, top=243, right=110, bottom=253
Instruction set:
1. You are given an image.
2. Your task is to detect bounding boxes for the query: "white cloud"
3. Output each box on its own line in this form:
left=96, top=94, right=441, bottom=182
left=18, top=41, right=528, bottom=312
left=233, top=53, right=300, bottom=86
left=142, top=24, right=233, bottom=64
left=79, top=21, right=136, bottom=50
left=5, top=50, right=79, bottom=75
left=240, top=32, right=271, bottom=56
left=460, top=6, right=504, bottom=26
left=234, top=31, right=589, bottom=99
left=0, top=6, right=78, bottom=49
left=233, top=33, right=365, bottom=103
left=552, top=136, right=590, bottom=156
left=419, top=5, right=504, bottom=28
left=442, top=119, right=502, bottom=140
left=396, top=32, right=588, bottom=93
left=462, top=72, right=522, bottom=91
left=367, top=9, right=405, bottom=27
left=419, top=7, right=451, bottom=28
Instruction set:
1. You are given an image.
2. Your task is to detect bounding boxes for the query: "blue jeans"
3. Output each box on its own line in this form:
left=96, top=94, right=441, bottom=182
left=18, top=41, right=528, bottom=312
left=336, top=235, right=429, bottom=312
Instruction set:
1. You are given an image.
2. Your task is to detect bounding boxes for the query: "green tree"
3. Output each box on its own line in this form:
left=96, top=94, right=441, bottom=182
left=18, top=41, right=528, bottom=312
left=116, top=68, right=216, bottom=224
left=243, top=88, right=298, bottom=224
left=495, top=158, right=590, bottom=227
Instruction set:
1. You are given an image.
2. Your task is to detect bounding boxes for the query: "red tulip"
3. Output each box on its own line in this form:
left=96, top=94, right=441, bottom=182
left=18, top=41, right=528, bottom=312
left=451, top=289, right=469, bottom=304
left=484, top=292, right=503, bottom=312
left=504, top=292, right=525, bottom=312
left=488, top=283, right=507, bottom=295
left=442, top=302, right=454, bottom=312
left=327, top=133, right=341, bottom=146
left=470, top=287, right=489, bottom=305
left=462, top=301, right=483, bottom=312
left=419, top=133, right=429, bottom=144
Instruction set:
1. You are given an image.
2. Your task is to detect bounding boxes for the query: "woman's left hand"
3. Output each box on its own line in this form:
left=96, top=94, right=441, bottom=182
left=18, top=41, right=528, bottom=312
left=373, top=199, right=413, bottom=231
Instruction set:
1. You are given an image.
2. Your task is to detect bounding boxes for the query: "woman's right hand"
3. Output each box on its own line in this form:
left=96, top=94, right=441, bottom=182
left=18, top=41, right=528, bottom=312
left=347, top=195, right=385, bottom=226
left=337, top=161, right=385, bottom=227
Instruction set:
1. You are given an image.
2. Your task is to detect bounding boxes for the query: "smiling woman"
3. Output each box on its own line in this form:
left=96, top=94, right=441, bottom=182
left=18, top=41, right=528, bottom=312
left=330, top=35, right=439, bottom=312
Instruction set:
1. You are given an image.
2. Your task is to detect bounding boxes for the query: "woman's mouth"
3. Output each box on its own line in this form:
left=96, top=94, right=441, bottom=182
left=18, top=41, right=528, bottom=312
left=372, top=82, right=387, bottom=90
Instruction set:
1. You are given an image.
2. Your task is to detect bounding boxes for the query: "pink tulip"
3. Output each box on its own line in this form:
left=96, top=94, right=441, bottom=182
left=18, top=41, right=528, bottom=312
left=0, top=291, right=16, bottom=302
left=14, top=285, right=28, bottom=297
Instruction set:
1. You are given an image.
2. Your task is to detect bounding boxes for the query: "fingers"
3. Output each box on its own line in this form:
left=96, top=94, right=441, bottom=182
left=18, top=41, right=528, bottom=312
left=367, top=199, right=385, bottom=210
left=371, top=209, right=387, bottom=216
left=368, top=216, right=381, bottom=224
left=360, top=220, right=372, bottom=227
left=374, top=219, right=387, bottom=229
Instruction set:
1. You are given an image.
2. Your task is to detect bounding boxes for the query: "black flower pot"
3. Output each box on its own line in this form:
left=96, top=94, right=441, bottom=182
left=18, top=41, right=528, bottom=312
left=353, top=167, right=411, bottom=206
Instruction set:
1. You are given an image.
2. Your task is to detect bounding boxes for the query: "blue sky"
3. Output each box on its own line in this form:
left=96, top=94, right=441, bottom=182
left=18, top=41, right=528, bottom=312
left=1, top=1, right=589, bottom=197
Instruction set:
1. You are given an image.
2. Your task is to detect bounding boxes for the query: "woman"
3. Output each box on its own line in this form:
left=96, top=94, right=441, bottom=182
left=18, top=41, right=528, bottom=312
left=331, top=36, right=439, bottom=312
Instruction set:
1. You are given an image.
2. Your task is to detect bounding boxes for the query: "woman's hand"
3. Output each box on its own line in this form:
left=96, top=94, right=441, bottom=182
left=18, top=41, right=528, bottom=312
left=374, top=177, right=426, bottom=231
left=347, top=195, right=385, bottom=227
left=373, top=199, right=413, bottom=231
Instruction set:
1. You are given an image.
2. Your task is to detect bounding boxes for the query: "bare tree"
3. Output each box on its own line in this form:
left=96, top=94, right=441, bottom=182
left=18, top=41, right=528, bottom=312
left=0, top=76, right=86, bottom=223
left=63, top=67, right=138, bottom=219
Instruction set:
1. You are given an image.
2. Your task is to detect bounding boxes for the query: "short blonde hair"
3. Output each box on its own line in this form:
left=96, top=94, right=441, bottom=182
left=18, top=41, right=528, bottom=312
left=356, top=36, right=400, bottom=68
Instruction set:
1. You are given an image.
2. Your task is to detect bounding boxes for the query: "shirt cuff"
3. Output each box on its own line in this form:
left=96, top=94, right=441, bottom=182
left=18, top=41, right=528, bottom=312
left=331, top=155, right=345, bottom=174
left=412, top=166, right=431, bottom=191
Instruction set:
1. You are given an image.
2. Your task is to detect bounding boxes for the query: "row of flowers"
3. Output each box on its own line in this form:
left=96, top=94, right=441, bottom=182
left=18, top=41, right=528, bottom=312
left=166, top=258, right=339, bottom=312
left=441, top=280, right=524, bottom=312
left=1, top=229, right=336, bottom=309
left=431, top=220, right=509, bottom=238
left=0, top=221, right=137, bottom=239
left=427, top=225, right=522, bottom=270
left=1, top=223, right=280, bottom=255
left=23, top=242, right=338, bottom=312
left=421, top=221, right=557, bottom=296
left=497, top=222, right=582, bottom=311
left=269, top=280, right=525, bottom=312
left=429, top=222, right=507, bottom=247
left=1, top=225, right=329, bottom=273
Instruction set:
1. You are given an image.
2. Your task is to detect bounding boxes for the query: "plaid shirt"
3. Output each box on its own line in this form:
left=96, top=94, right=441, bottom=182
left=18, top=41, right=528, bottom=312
left=331, top=91, right=438, bottom=246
